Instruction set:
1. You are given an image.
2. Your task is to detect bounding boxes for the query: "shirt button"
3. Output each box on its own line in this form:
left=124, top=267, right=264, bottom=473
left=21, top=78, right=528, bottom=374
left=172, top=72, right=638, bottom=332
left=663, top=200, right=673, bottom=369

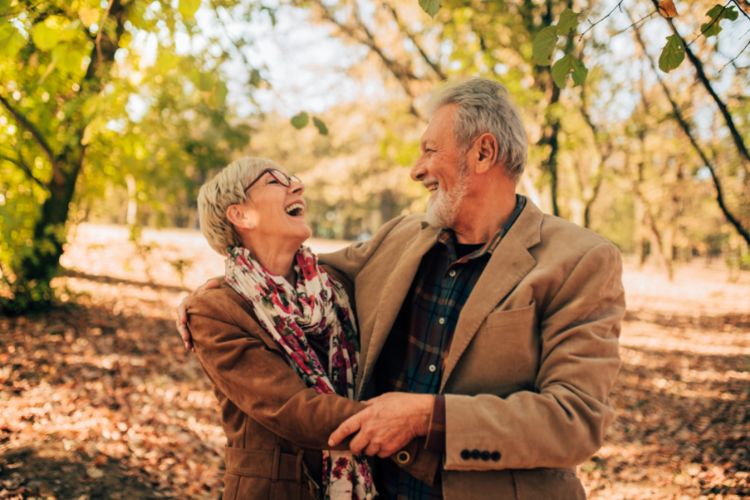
left=448, top=270, right=456, bottom=278
left=428, top=364, right=437, bottom=373
left=438, top=317, right=446, bottom=325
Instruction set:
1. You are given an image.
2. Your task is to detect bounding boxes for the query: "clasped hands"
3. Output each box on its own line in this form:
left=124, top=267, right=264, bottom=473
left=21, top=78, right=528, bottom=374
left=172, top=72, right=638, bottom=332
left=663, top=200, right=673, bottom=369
left=175, top=280, right=433, bottom=459
left=328, top=392, right=434, bottom=458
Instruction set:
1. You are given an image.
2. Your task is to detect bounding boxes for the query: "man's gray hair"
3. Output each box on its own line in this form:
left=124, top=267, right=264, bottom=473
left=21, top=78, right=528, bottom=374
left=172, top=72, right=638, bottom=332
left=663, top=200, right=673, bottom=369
left=430, top=78, right=528, bottom=181
left=197, top=156, right=278, bottom=256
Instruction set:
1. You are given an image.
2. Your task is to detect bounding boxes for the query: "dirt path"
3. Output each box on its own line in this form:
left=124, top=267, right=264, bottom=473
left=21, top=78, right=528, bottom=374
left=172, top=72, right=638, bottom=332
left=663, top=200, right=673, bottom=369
left=1, top=225, right=748, bottom=498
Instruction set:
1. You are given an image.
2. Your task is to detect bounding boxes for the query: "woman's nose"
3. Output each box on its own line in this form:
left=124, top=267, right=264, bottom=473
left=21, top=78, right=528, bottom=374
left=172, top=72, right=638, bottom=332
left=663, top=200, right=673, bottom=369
left=289, top=180, right=304, bottom=194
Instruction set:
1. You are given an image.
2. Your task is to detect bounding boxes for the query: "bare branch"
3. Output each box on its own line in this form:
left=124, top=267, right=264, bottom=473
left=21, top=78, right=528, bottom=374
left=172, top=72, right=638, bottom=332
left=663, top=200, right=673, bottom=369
left=649, top=0, right=750, bottom=167
left=381, top=1, right=446, bottom=81
left=731, top=0, right=750, bottom=22
left=0, top=153, right=47, bottom=190
left=629, top=7, right=750, bottom=245
left=95, top=0, right=116, bottom=67
left=578, top=0, right=625, bottom=42
left=0, top=94, right=56, bottom=167
left=306, top=0, right=423, bottom=118
left=718, top=37, right=750, bottom=72
left=613, top=9, right=657, bottom=36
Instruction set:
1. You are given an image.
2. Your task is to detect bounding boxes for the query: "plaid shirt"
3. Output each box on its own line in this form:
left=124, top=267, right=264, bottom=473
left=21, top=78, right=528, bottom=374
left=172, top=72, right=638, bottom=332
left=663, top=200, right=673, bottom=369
left=374, top=196, right=526, bottom=499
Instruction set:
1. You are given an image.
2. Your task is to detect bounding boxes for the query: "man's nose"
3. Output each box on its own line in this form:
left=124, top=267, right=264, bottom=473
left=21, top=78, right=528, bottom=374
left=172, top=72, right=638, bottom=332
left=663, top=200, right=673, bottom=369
left=410, top=159, right=426, bottom=182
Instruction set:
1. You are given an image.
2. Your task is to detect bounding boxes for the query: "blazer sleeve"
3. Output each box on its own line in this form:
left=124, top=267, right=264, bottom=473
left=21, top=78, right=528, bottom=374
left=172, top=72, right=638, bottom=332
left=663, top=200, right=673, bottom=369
left=444, top=242, right=625, bottom=471
left=186, top=291, right=366, bottom=450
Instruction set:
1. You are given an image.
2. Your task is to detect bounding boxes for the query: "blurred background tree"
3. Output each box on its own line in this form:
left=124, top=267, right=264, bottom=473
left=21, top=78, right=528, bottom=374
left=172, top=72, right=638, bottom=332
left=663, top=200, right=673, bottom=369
left=1, top=0, right=748, bottom=313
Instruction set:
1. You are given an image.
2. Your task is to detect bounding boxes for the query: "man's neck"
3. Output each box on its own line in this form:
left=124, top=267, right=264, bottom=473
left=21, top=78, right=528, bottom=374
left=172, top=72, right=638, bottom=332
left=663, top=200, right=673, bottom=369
left=451, top=193, right=518, bottom=244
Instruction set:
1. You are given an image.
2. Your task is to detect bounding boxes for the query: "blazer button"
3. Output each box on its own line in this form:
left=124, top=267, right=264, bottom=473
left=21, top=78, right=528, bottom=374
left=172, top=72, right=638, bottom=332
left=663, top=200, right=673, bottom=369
left=460, top=449, right=471, bottom=460
left=395, top=450, right=412, bottom=465
left=480, top=451, right=491, bottom=461
left=491, top=451, right=501, bottom=461
left=470, top=449, right=481, bottom=460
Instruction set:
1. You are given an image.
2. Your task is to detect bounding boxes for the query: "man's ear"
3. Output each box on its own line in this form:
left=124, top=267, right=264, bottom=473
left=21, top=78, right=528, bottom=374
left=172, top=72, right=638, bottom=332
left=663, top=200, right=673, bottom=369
left=226, top=204, right=257, bottom=230
left=472, top=133, right=499, bottom=174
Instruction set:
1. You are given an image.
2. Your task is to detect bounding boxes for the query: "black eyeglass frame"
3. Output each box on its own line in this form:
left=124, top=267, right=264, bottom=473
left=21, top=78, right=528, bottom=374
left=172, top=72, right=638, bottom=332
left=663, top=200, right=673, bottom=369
left=243, top=168, right=302, bottom=195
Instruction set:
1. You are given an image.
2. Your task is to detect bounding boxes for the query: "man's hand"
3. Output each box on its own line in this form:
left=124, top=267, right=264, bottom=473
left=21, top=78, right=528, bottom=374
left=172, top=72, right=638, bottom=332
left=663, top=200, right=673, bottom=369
left=328, top=392, right=433, bottom=458
left=175, top=277, right=223, bottom=350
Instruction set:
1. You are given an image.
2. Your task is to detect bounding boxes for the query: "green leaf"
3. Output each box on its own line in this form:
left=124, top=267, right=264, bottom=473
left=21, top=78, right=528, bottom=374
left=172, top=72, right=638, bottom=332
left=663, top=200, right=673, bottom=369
left=248, top=69, right=262, bottom=87
left=419, top=0, right=440, bottom=18
left=658, top=34, right=685, bottom=72
left=31, top=16, right=68, bottom=51
left=0, top=23, right=26, bottom=58
left=312, top=116, right=328, bottom=136
left=550, top=54, right=587, bottom=88
left=53, top=43, right=86, bottom=75
left=551, top=54, right=573, bottom=88
left=179, top=0, right=201, bottom=21
left=532, top=26, right=558, bottom=66
left=290, top=112, right=309, bottom=129
left=571, top=57, right=588, bottom=86
left=700, top=4, right=739, bottom=38
left=557, top=8, right=579, bottom=35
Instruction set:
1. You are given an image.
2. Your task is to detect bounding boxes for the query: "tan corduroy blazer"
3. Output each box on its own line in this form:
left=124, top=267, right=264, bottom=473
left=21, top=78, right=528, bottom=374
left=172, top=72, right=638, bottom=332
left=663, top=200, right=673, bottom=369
left=186, top=282, right=437, bottom=499
left=319, top=199, right=626, bottom=500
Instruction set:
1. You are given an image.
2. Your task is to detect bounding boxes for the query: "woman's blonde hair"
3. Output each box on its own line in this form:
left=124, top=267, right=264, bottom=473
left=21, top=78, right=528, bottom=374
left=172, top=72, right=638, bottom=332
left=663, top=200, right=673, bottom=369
left=197, top=156, right=279, bottom=255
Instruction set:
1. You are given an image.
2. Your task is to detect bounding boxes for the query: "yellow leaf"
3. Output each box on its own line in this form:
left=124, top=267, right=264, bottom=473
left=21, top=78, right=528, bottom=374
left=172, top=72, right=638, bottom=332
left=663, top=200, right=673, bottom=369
left=658, top=0, right=678, bottom=18
left=78, top=7, right=100, bottom=28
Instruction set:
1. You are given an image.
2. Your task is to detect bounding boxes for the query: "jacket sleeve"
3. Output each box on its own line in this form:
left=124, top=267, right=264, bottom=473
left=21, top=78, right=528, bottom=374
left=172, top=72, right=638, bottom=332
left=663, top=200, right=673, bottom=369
left=444, top=242, right=625, bottom=471
left=318, top=215, right=406, bottom=282
left=187, top=292, right=366, bottom=450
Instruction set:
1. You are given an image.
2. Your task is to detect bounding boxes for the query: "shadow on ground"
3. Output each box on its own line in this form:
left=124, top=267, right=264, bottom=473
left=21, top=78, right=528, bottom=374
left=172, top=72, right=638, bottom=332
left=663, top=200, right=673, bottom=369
left=0, top=446, right=165, bottom=498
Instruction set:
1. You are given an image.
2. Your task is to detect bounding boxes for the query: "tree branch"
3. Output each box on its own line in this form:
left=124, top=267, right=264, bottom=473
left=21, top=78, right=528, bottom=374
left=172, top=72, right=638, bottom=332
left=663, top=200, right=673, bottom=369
left=578, top=0, right=625, bottom=41
left=0, top=153, right=46, bottom=190
left=381, top=1, right=446, bottom=80
left=630, top=8, right=750, bottom=245
left=0, top=94, right=56, bottom=167
left=650, top=0, right=750, bottom=168
left=305, top=0, right=423, bottom=118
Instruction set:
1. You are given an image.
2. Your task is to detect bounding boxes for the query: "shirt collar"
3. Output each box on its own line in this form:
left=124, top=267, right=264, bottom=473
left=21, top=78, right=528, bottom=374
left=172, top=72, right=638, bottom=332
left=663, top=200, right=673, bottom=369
left=437, top=195, right=527, bottom=263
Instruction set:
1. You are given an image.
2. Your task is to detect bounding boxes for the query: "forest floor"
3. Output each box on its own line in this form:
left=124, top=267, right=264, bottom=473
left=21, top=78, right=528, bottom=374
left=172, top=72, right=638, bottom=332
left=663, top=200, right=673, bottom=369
left=1, top=223, right=748, bottom=499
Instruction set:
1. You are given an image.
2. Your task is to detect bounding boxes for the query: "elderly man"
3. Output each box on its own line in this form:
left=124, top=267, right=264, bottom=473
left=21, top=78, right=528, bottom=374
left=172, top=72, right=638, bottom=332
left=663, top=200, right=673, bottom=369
left=320, top=78, right=624, bottom=499
left=179, top=78, right=624, bottom=499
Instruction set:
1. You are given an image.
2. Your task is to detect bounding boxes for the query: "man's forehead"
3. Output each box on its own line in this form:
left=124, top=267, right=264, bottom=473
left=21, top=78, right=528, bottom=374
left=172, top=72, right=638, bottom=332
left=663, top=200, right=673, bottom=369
left=422, top=104, right=457, bottom=141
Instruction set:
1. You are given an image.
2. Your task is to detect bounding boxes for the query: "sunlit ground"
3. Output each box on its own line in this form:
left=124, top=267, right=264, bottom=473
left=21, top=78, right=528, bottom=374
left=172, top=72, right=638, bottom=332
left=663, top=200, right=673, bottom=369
left=1, top=223, right=748, bottom=498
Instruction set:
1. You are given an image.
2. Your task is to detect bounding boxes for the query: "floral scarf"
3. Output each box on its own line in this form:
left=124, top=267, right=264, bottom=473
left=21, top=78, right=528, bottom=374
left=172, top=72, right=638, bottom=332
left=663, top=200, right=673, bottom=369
left=225, top=245, right=376, bottom=500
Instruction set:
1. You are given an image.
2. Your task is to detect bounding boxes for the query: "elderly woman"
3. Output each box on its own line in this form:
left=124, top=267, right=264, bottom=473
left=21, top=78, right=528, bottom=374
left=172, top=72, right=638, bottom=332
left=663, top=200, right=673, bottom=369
left=185, top=157, right=375, bottom=499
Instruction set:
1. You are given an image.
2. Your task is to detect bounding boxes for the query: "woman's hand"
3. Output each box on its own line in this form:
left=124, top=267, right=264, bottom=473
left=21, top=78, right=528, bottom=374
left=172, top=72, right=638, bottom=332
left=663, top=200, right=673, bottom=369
left=175, top=276, right=223, bottom=350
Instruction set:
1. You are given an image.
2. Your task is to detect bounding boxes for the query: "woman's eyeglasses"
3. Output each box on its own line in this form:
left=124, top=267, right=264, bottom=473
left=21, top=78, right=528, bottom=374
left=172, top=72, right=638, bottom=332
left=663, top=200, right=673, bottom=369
left=244, top=168, right=302, bottom=195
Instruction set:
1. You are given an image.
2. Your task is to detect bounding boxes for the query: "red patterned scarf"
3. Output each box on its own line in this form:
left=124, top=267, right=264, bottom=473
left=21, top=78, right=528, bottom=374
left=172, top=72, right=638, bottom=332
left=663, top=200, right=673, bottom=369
left=225, top=245, right=375, bottom=499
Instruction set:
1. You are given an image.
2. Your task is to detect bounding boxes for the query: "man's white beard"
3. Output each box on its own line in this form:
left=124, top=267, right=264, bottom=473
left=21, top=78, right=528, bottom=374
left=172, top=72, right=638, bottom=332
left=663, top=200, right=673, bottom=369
left=425, top=162, right=468, bottom=229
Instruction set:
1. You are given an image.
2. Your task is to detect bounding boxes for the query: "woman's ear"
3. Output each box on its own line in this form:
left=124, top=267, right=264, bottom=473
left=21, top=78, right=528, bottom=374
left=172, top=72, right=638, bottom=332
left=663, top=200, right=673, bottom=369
left=226, top=204, right=257, bottom=230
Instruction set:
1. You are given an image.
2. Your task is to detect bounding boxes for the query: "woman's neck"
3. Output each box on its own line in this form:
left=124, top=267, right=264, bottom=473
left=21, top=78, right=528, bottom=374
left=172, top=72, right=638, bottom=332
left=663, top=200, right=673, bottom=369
left=241, top=235, right=300, bottom=283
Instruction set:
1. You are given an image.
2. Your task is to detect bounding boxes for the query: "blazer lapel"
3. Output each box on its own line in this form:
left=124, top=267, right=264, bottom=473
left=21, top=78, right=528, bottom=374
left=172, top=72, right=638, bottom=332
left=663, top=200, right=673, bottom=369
left=356, top=223, right=439, bottom=396
left=440, top=201, right=544, bottom=392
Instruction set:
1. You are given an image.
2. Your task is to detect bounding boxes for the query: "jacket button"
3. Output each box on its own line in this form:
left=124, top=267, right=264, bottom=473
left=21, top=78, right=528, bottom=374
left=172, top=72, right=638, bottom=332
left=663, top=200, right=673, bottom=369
left=395, top=450, right=412, bottom=465
left=491, top=451, right=501, bottom=461
left=460, top=449, right=471, bottom=460
left=480, top=451, right=491, bottom=461
left=470, top=449, right=481, bottom=459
